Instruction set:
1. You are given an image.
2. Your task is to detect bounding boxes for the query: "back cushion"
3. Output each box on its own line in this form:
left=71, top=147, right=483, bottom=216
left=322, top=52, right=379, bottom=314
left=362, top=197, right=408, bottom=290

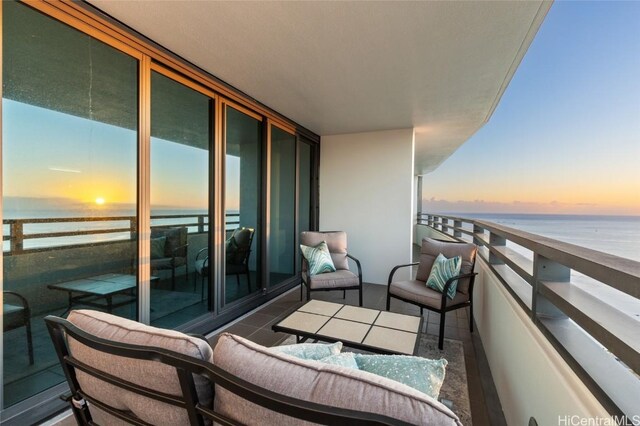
left=300, top=231, right=349, bottom=270
left=66, top=310, right=213, bottom=425
left=213, top=333, right=461, bottom=426
left=415, top=238, right=478, bottom=294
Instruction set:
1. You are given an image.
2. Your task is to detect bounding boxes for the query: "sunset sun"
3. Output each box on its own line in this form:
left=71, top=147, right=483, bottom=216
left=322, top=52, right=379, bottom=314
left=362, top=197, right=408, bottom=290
left=95, top=197, right=105, bottom=205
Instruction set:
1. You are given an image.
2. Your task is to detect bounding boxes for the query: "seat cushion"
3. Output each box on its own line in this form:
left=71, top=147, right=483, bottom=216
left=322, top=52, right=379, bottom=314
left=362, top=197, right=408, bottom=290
left=389, top=280, right=470, bottom=309
left=300, top=231, right=349, bottom=271
left=416, top=238, right=477, bottom=294
left=213, top=333, right=462, bottom=426
left=66, top=310, right=214, bottom=425
left=309, top=269, right=358, bottom=289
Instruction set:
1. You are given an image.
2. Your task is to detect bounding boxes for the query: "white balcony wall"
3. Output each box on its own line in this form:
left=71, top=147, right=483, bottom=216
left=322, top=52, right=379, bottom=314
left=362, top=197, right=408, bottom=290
left=474, top=259, right=609, bottom=425
left=319, top=129, right=414, bottom=284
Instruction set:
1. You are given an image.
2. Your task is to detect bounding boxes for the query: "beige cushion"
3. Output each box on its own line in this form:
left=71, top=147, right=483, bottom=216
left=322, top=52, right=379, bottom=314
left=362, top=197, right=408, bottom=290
left=66, top=310, right=214, bottom=425
left=300, top=231, right=349, bottom=271
left=213, top=333, right=462, bottom=426
left=307, top=269, right=359, bottom=289
left=389, top=280, right=470, bottom=308
left=415, top=238, right=477, bottom=294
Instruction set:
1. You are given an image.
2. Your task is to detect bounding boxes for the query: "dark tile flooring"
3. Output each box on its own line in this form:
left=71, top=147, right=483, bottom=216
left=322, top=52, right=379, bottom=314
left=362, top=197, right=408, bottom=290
left=206, top=283, right=506, bottom=426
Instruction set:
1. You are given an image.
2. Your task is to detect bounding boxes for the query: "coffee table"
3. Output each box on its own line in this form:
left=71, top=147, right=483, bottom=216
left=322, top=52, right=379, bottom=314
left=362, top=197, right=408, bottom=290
left=48, top=273, right=157, bottom=315
left=272, top=300, right=423, bottom=355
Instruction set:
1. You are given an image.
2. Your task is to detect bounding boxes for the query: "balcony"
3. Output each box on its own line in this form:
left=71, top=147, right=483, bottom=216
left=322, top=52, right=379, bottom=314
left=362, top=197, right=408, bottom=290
left=3, top=0, right=639, bottom=424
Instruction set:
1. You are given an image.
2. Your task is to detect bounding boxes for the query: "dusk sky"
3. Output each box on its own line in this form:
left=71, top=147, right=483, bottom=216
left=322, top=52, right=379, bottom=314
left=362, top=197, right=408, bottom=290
left=422, top=1, right=640, bottom=216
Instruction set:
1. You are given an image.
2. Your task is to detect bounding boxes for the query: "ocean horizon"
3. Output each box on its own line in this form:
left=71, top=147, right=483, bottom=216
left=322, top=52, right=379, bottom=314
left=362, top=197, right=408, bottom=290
left=429, top=212, right=640, bottom=262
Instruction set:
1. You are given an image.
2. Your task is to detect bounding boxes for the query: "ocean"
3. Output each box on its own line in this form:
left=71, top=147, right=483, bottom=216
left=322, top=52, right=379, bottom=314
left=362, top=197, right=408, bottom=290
left=447, top=213, right=640, bottom=263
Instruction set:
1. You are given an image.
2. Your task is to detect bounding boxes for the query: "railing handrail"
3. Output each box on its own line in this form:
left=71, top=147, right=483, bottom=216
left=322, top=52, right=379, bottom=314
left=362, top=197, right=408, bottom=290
left=2, top=212, right=241, bottom=255
left=417, top=213, right=640, bottom=298
left=417, top=212, right=640, bottom=418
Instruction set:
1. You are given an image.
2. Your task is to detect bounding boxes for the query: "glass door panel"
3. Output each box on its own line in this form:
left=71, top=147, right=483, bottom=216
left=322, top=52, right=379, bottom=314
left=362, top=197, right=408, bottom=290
left=2, top=1, right=138, bottom=407
left=150, top=71, right=212, bottom=327
left=297, top=140, right=313, bottom=273
left=269, top=126, right=296, bottom=287
left=224, top=106, right=262, bottom=304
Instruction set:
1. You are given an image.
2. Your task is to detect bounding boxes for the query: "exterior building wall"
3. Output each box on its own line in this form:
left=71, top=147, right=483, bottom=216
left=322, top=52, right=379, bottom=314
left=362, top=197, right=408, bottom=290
left=319, top=129, right=414, bottom=284
left=473, top=258, right=609, bottom=425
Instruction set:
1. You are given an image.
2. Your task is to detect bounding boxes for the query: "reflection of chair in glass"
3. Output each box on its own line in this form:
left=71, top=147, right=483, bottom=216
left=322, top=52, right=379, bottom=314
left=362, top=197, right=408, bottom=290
left=150, top=227, right=189, bottom=290
left=3, top=291, right=34, bottom=365
left=195, top=227, right=255, bottom=300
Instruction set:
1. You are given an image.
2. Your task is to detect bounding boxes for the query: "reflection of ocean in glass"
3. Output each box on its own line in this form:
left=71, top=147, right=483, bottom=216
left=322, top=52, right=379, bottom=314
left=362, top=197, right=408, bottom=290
left=463, top=213, right=640, bottom=262
left=2, top=206, right=213, bottom=251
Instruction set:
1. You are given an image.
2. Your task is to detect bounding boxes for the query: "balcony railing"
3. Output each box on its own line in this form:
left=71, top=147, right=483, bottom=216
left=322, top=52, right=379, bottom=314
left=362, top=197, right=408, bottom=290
left=2, top=212, right=240, bottom=255
left=417, top=213, right=640, bottom=419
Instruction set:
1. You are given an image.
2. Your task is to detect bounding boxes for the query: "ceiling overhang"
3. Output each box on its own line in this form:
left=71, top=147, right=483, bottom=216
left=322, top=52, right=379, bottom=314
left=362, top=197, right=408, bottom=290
left=87, top=0, right=552, bottom=175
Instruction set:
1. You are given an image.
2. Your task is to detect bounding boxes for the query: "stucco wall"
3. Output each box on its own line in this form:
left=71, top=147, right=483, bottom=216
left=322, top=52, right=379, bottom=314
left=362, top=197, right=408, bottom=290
left=319, top=129, right=414, bottom=284
left=474, top=258, right=609, bottom=425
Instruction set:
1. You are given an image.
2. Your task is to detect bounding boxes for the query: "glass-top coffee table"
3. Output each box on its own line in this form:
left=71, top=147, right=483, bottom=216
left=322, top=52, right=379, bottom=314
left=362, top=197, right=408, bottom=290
left=272, top=300, right=423, bottom=355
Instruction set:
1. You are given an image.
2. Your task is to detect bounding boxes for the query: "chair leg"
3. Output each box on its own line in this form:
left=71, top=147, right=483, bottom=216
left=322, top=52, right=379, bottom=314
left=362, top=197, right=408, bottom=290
left=386, top=291, right=391, bottom=311
left=469, top=304, right=474, bottom=332
left=306, top=285, right=311, bottom=302
left=236, top=274, right=240, bottom=286
left=300, top=282, right=304, bottom=301
left=343, top=290, right=346, bottom=299
left=420, top=307, right=423, bottom=316
left=358, top=286, right=363, bottom=307
left=438, top=312, right=446, bottom=350
left=201, top=274, right=205, bottom=301
left=26, top=320, right=34, bottom=365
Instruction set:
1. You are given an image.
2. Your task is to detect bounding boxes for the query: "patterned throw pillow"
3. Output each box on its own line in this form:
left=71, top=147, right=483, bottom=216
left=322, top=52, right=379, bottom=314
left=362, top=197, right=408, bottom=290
left=300, top=241, right=336, bottom=276
left=426, top=253, right=462, bottom=299
left=354, top=354, right=448, bottom=399
left=317, top=352, right=360, bottom=369
left=150, top=236, right=166, bottom=259
left=268, top=341, right=342, bottom=360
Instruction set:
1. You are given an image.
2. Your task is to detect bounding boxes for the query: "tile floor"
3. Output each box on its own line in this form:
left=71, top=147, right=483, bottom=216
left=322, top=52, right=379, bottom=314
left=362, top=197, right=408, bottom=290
left=207, top=283, right=507, bottom=426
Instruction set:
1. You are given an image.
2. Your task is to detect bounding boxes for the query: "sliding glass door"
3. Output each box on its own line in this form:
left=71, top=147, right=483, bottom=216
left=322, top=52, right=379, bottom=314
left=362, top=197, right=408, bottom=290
left=2, top=0, right=139, bottom=407
left=224, top=105, right=263, bottom=304
left=150, top=70, right=213, bottom=328
left=268, top=125, right=297, bottom=287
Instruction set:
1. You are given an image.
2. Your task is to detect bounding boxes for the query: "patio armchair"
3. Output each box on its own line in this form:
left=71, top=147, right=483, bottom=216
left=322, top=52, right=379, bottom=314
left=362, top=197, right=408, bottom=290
left=300, top=231, right=363, bottom=306
left=195, top=227, right=255, bottom=300
left=45, top=309, right=461, bottom=425
left=150, top=226, right=189, bottom=291
left=386, top=238, right=478, bottom=350
left=3, top=291, right=34, bottom=365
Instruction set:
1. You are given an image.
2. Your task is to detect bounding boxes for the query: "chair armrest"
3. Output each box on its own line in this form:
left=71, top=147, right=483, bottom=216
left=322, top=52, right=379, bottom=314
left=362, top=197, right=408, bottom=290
left=195, top=247, right=209, bottom=261
left=440, top=272, right=479, bottom=308
left=171, top=243, right=189, bottom=257
left=3, top=291, right=29, bottom=309
left=387, top=262, right=420, bottom=285
left=346, top=253, right=362, bottom=281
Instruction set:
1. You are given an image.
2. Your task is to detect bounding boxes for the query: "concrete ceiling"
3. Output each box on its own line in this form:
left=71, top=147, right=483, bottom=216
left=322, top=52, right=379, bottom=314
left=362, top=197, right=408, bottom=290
left=88, top=0, right=551, bottom=175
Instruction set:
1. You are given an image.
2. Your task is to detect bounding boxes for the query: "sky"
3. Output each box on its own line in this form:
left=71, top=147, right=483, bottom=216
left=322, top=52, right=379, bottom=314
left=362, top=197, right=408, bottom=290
left=422, top=1, right=640, bottom=216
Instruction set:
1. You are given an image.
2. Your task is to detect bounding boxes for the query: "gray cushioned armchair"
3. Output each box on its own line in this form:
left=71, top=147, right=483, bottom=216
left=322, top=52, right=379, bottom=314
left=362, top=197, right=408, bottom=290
left=387, top=238, right=478, bottom=350
left=300, top=231, right=363, bottom=306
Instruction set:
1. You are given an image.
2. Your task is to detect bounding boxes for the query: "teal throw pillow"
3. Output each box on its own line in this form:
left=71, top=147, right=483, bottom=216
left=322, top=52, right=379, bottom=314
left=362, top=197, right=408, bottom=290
left=150, top=236, right=166, bottom=259
left=268, top=341, right=342, bottom=360
left=426, top=253, right=462, bottom=299
left=317, top=352, right=359, bottom=369
left=354, top=354, right=448, bottom=399
left=300, top=241, right=336, bottom=276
